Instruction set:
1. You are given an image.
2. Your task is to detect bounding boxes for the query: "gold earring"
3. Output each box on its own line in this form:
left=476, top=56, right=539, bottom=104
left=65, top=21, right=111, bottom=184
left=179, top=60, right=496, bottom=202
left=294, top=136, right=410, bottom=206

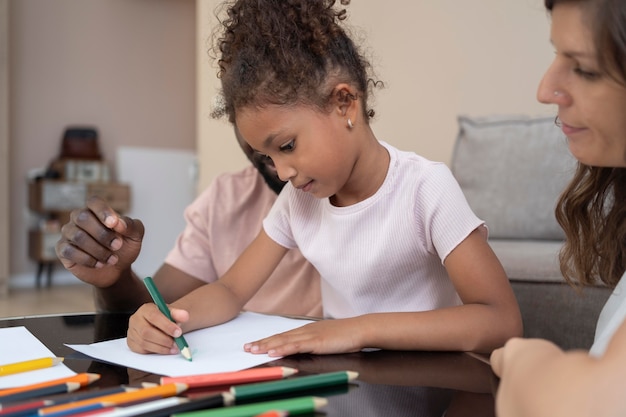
left=347, top=118, right=353, bottom=129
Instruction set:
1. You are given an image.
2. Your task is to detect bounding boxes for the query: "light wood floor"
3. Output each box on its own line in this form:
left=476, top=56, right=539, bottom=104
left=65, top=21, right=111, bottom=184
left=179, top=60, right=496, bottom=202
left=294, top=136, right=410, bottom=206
left=0, top=284, right=96, bottom=319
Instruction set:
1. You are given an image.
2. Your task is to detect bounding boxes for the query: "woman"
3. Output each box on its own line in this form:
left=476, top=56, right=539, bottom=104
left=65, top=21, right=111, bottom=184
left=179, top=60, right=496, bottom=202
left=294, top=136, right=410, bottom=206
left=490, top=0, right=626, bottom=415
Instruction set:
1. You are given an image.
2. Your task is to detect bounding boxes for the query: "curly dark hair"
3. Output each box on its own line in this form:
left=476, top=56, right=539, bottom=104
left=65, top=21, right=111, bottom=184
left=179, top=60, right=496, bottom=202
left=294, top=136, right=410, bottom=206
left=211, top=0, right=379, bottom=124
left=546, top=0, right=626, bottom=287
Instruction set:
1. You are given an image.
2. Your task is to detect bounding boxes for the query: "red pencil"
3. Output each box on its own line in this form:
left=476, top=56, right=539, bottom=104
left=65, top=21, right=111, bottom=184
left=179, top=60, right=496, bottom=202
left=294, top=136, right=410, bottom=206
left=159, top=367, right=297, bottom=389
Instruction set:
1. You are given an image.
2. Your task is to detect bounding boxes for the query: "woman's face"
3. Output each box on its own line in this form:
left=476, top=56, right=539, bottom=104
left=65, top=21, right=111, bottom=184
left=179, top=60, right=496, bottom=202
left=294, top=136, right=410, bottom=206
left=537, top=2, right=626, bottom=167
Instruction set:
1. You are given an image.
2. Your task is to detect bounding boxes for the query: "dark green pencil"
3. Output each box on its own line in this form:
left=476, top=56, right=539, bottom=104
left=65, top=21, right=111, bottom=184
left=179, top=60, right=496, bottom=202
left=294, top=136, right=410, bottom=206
left=173, top=396, right=327, bottom=417
left=143, top=276, right=192, bottom=361
left=231, top=370, right=358, bottom=401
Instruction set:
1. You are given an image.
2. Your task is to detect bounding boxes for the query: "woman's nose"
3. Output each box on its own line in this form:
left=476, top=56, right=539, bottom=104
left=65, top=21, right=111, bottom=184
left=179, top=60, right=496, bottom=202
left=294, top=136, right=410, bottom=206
left=537, top=59, right=570, bottom=106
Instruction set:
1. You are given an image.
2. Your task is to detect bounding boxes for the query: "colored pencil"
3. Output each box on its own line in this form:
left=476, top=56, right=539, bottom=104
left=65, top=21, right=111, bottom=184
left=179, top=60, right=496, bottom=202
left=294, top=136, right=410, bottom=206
left=160, top=368, right=298, bottom=389
left=0, top=374, right=100, bottom=397
left=130, top=393, right=234, bottom=417
left=0, top=358, right=64, bottom=377
left=0, top=400, right=48, bottom=417
left=252, top=412, right=288, bottom=417
left=73, top=397, right=189, bottom=417
left=38, top=383, right=188, bottom=417
left=172, top=396, right=327, bottom=417
left=0, top=387, right=136, bottom=417
left=42, top=402, right=107, bottom=417
left=0, top=383, right=81, bottom=406
left=143, top=277, right=192, bottom=361
left=231, top=371, right=358, bottom=401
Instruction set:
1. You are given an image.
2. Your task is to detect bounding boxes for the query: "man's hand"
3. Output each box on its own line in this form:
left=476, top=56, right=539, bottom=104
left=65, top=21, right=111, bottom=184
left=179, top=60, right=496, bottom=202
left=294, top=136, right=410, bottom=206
left=56, top=196, right=145, bottom=288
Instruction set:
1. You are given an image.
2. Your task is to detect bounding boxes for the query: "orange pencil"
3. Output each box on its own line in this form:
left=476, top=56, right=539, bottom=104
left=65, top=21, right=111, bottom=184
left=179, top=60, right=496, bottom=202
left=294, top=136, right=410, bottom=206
left=252, top=411, right=288, bottom=417
left=0, top=373, right=100, bottom=397
left=160, top=367, right=297, bottom=389
left=39, top=383, right=188, bottom=416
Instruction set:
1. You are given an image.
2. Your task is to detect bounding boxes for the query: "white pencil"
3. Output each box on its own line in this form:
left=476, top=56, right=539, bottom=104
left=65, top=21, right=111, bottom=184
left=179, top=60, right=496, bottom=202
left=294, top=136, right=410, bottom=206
left=86, top=397, right=189, bottom=417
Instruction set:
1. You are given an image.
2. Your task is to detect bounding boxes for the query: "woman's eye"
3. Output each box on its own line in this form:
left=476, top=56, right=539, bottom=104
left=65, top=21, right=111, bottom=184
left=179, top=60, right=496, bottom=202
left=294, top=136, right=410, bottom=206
left=280, top=140, right=295, bottom=152
left=574, top=67, right=600, bottom=80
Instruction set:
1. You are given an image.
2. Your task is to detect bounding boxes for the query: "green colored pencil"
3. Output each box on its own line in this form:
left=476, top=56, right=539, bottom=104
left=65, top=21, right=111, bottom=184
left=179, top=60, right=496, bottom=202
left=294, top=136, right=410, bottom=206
left=172, top=396, right=327, bottom=417
left=143, top=276, right=192, bottom=361
left=231, top=370, right=358, bottom=401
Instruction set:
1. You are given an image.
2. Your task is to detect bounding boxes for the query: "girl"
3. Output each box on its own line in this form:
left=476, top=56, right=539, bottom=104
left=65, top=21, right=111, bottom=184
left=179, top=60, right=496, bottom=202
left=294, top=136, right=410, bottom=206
left=127, top=0, right=521, bottom=357
left=491, top=0, right=626, bottom=415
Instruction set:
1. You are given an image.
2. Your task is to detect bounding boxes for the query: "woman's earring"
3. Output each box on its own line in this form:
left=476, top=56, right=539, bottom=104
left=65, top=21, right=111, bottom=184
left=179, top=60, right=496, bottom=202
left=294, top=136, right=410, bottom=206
left=347, top=118, right=353, bottom=129
left=554, top=91, right=562, bottom=97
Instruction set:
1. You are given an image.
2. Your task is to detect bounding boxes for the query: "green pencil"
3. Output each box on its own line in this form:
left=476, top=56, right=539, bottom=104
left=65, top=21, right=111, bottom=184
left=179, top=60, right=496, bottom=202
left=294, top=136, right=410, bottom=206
left=231, top=370, right=358, bottom=401
left=143, top=276, right=192, bottom=361
left=172, top=396, right=327, bottom=417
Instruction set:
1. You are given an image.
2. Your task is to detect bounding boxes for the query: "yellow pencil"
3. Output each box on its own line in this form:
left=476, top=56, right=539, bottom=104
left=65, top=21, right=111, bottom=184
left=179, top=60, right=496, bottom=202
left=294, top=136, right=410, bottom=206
left=0, top=357, right=64, bottom=377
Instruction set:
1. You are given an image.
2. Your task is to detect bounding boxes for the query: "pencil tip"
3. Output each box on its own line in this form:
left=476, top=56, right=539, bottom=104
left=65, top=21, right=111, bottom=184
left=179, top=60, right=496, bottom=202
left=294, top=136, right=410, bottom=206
left=282, top=367, right=298, bottom=377
left=180, top=347, right=193, bottom=361
left=87, top=373, right=102, bottom=383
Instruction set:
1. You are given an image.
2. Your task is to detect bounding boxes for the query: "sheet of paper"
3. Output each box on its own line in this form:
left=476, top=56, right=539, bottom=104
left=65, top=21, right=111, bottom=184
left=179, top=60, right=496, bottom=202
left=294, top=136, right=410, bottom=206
left=67, top=312, right=314, bottom=377
left=0, top=327, right=76, bottom=389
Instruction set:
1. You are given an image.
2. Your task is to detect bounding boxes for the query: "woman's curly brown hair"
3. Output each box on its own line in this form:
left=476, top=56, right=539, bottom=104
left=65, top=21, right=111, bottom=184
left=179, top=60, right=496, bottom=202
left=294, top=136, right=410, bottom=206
left=211, top=0, right=379, bottom=123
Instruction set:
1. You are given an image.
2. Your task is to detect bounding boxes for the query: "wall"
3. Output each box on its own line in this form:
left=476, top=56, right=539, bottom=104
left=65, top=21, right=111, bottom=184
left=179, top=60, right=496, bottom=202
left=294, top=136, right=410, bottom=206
left=196, top=0, right=557, bottom=190
left=8, top=0, right=196, bottom=283
left=0, top=0, right=9, bottom=296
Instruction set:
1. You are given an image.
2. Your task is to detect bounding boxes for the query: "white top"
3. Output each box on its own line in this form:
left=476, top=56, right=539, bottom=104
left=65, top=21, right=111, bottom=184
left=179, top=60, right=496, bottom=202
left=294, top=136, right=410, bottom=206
left=263, top=141, right=484, bottom=319
left=590, top=271, right=626, bottom=356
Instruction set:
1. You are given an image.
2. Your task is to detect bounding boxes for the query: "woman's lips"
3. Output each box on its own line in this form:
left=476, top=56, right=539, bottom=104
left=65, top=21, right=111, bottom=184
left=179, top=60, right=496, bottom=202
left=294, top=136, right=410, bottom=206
left=560, top=121, right=586, bottom=136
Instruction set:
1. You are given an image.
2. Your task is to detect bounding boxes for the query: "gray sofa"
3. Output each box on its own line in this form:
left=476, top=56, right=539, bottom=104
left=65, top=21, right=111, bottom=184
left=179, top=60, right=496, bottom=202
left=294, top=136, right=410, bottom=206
left=450, top=115, right=612, bottom=350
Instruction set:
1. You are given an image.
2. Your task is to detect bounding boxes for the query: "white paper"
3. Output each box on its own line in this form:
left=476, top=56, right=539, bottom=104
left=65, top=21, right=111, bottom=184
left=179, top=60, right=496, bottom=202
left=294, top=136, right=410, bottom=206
left=67, top=312, right=313, bottom=377
left=0, top=327, right=76, bottom=389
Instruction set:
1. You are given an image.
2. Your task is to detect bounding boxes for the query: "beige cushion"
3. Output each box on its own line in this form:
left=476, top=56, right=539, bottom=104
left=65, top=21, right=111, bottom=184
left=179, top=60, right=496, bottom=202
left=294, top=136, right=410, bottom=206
left=451, top=115, right=577, bottom=240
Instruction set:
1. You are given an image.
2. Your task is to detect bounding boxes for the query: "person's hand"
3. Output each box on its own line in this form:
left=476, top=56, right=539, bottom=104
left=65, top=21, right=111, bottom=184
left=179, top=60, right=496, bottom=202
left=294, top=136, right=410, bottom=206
left=490, top=337, right=564, bottom=417
left=244, top=318, right=364, bottom=357
left=56, top=196, right=145, bottom=288
left=127, top=303, right=190, bottom=355
left=490, top=337, right=561, bottom=378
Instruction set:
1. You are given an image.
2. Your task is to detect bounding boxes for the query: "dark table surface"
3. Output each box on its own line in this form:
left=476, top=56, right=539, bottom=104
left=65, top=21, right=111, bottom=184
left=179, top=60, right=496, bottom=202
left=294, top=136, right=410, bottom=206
left=0, top=313, right=497, bottom=417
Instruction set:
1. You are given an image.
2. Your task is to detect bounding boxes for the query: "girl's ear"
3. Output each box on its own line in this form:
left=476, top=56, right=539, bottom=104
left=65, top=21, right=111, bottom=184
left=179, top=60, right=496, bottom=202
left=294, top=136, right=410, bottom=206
left=331, top=83, right=359, bottom=119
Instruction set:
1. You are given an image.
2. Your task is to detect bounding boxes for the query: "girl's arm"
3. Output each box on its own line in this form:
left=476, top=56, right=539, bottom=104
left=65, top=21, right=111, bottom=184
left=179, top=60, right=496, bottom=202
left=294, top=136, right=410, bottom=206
left=126, top=229, right=288, bottom=355
left=360, top=227, right=523, bottom=352
left=244, top=228, right=522, bottom=355
left=489, top=320, right=626, bottom=417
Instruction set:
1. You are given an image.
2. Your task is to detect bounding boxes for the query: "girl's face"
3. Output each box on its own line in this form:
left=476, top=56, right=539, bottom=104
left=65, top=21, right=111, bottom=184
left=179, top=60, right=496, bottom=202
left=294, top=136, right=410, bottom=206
left=235, top=104, right=357, bottom=200
left=537, top=2, right=626, bottom=167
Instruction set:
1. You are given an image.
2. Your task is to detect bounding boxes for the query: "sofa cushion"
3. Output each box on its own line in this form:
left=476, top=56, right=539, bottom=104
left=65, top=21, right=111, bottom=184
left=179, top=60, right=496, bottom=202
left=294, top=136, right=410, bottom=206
left=451, top=115, right=577, bottom=240
left=489, top=239, right=563, bottom=282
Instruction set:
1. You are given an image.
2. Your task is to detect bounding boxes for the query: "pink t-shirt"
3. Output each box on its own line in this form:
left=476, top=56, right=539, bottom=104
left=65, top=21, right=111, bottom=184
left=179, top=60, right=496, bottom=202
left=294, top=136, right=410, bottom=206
left=164, top=165, right=322, bottom=317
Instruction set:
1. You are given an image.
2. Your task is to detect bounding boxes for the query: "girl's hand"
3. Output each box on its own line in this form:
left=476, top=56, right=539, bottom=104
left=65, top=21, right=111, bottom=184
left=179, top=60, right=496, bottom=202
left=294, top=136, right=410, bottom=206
left=127, top=304, right=190, bottom=355
left=244, top=318, right=364, bottom=357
